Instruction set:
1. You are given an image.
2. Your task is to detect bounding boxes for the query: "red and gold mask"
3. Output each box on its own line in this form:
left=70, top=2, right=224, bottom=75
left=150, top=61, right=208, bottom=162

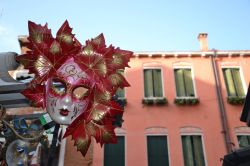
left=16, top=21, right=132, bottom=156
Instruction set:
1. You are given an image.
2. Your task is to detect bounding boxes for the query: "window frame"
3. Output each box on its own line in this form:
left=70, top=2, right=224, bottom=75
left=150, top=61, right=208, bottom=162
left=145, top=133, right=171, bottom=166
left=236, top=134, right=250, bottom=148
left=143, top=67, right=165, bottom=99
left=173, top=66, right=197, bottom=99
left=221, top=66, right=247, bottom=97
left=115, top=69, right=126, bottom=99
left=180, top=127, right=207, bottom=166
left=235, top=126, right=250, bottom=149
left=103, top=128, right=126, bottom=166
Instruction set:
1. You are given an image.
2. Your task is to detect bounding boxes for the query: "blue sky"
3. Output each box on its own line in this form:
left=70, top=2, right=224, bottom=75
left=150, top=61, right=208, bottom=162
left=0, top=0, right=250, bottom=53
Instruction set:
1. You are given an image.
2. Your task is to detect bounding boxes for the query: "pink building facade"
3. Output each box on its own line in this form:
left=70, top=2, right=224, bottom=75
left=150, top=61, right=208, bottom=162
left=15, top=34, right=250, bottom=166
left=91, top=35, right=250, bottom=166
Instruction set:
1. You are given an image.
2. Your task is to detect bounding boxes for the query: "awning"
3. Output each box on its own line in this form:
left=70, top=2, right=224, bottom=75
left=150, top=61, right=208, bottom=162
left=0, top=52, right=29, bottom=108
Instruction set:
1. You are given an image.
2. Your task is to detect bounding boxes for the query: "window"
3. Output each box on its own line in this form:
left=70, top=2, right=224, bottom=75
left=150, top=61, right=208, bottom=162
left=116, top=88, right=125, bottom=98
left=144, top=69, right=163, bottom=98
left=174, top=68, right=195, bottom=97
left=147, top=136, right=169, bottom=166
left=222, top=68, right=245, bottom=97
left=104, top=136, right=125, bottom=166
left=237, top=135, right=250, bottom=148
left=115, top=70, right=125, bottom=98
left=182, top=135, right=205, bottom=166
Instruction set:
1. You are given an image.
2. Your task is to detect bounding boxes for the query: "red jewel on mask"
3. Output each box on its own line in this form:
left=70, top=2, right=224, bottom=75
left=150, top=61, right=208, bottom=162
left=16, top=20, right=133, bottom=156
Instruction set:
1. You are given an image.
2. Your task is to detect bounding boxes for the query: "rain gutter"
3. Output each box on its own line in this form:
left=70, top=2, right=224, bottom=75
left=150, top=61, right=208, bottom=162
left=211, top=49, right=232, bottom=153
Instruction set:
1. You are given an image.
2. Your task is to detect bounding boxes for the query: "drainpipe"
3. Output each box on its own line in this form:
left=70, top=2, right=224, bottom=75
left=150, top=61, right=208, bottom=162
left=211, top=49, right=232, bottom=153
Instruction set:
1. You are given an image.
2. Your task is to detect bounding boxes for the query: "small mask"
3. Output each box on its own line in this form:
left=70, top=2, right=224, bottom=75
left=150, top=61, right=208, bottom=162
left=6, top=139, right=38, bottom=166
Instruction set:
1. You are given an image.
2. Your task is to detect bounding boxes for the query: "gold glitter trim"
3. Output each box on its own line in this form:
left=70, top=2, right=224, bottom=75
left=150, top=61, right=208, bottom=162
left=31, top=30, right=43, bottom=43
left=102, top=131, right=112, bottom=142
left=109, top=73, right=122, bottom=86
left=75, top=137, right=90, bottom=153
left=95, top=90, right=111, bottom=103
left=58, top=34, right=73, bottom=44
left=96, top=62, right=107, bottom=76
left=50, top=41, right=61, bottom=54
left=92, top=109, right=106, bottom=123
left=112, top=54, right=123, bottom=66
left=34, top=55, right=52, bottom=76
left=82, top=45, right=94, bottom=56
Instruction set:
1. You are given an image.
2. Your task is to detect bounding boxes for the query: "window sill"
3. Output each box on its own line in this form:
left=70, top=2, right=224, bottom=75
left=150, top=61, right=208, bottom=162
left=174, top=97, right=199, bottom=106
left=142, top=97, right=168, bottom=106
left=227, top=96, right=245, bottom=105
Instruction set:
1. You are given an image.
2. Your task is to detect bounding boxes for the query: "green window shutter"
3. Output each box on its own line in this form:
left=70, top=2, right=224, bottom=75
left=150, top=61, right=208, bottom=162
left=182, top=136, right=195, bottom=166
left=183, top=69, right=195, bottom=97
left=192, top=136, right=205, bottom=166
left=223, top=69, right=237, bottom=97
left=116, top=70, right=125, bottom=98
left=104, top=136, right=125, bottom=166
left=231, top=69, right=245, bottom=97
left=237, top=135, right=250, bottom=148
left=153, top=69, right=163, bottom=97
left=144, top=69, right=163, bottom=97
left=175, top=69, right=186, bottom=97
left=144, top=69, right=154, bottom=97
left=116, top=88, right=125, bottom=98
left=147, top=136, right=169, bottom=166
left=182, top=135, right=205, bottom=166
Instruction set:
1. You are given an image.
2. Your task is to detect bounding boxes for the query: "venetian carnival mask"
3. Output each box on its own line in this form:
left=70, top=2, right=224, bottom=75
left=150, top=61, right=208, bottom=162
left=45, top=58, right=93, bottom=125
left=16, top=20, right=132, bottom=156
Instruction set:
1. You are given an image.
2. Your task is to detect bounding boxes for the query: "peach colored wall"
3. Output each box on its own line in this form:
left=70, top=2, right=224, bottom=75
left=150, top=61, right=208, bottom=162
left=15, top=36, right=250, bottom=165
left=91, top=55, right=243, bottom=166
left=9, top=55, right=248, bottom=166
left=64, top=138, right=93, bottom=166
left=216, top=56, right=250, bottom=149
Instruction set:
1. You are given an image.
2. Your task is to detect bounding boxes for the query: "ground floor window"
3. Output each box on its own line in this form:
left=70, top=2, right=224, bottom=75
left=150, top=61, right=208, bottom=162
left=182, top=135, right=205, bottom=166
left=237, top=135, right=250, bottom=148
left=104, top=136, right=125, bottom=166
left=147, top=135, right=169, bottom=166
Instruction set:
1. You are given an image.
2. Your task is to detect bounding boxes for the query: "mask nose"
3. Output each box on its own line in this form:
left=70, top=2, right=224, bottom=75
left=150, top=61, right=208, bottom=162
left=61, top=95, right=73, bottom=109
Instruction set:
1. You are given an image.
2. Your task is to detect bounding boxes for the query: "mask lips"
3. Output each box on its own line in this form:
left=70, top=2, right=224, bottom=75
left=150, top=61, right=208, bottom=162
left=59, top=108, right=69, bottom=116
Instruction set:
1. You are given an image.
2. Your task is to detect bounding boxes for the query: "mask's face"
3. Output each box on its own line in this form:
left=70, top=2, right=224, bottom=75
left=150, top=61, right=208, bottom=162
left=6, top=139, right=38, bottom=166
left=46, top=58, right=92, bottom=125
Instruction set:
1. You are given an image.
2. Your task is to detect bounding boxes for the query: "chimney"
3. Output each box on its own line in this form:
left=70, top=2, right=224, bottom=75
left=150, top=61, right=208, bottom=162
left=198, top=33, right=208, bottom=51
left=18, top=35, right=30, bottom=54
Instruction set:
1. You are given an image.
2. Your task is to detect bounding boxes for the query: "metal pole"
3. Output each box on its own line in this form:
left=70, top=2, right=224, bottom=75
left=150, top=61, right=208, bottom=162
left=211, top=50, right=232, bottom=153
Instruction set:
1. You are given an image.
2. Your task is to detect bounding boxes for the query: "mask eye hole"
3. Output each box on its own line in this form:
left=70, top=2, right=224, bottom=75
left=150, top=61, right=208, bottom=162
left=73, top=86, right=89, bottom=99
left=16, top=146, right=24, bottom=153
left=51, top=79, right=66, bottom=95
